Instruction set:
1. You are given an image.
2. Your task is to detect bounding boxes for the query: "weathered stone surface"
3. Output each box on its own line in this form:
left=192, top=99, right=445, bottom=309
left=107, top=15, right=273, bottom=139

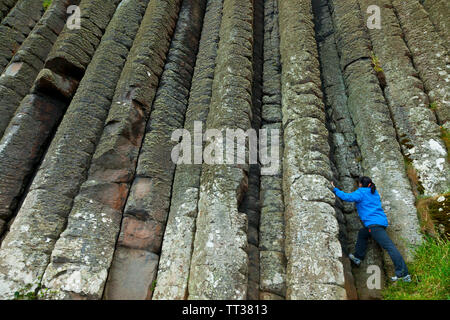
left=40, top=0, right=183, bottom=300
left=391, top=0, right=450, bottom=129
left=280, top=0, right=346, bottom=300
left=258, top=0, right=286, bottom=300
left=104, top=247, right=159, bottom=300
left=0, top=0, right=120, bottom=242
left=0, top=0, right=78, bottom=138
left=358, top=0, right=449, bottom=196
left=0, top=0, right=126, bottom=300
left=330, top=0, right=422, bottom=273
left=153, top=0, right=223, bottom=300
left=187, top=0, right=254, bottom=300
left=421, top=0, right=450, bottom=50
left=0, top=0, right=18, bottom=22
left=0, top=0, right=45, bottom=74
left=105, top=0, right=204, bottom=300
left=313, top=0, right=383, bottom=300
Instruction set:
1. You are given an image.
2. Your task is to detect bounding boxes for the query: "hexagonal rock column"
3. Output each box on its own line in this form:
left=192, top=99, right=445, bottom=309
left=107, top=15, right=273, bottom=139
left=421, top=0, right=449, bottom=51
left=279, top=0, right=347, bottom=300
left=103, top=0, right=204, bottom=300
left=187, top=0, right=254, bottom=300
left=36, top=0, right=159, bottom=300
left=358, top=0, right=449, bottom=196
left=0, top=0, right=45, bottom=74
left=258, top=0, right=286, bottom=301
left=0, top=0, right=125, bottom=300
left=152, top=0, right=223, bottom=300
left=0, top=0, right=79, bottom=138
left=0, top=0, right=80, bottom=232
left=313, top=0, right=384, bottom=300
left=391, top=0, right=449, bottom=129
left=329, top=0, right=422, bottom=270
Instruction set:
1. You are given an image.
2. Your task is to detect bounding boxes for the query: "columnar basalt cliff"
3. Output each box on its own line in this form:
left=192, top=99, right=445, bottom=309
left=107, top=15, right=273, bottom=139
left=0, top=0, right=448, bottom=300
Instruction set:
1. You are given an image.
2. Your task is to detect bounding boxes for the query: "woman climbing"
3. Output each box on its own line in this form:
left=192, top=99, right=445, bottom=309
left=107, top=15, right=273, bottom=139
left=331, top=176, right=411, bottom=282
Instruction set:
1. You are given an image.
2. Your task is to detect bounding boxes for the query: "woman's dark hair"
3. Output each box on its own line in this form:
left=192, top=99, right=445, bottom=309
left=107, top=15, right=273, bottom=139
left=359, top=176, right=376, bottom=194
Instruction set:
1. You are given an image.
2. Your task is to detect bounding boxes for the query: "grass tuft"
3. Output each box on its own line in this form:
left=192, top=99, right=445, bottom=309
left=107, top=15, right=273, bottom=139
left=382, top=236, right=450, bottom=300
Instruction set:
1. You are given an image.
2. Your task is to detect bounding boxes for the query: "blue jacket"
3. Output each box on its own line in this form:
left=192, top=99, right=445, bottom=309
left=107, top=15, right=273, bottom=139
left=333, top=187, right=388, bottom=228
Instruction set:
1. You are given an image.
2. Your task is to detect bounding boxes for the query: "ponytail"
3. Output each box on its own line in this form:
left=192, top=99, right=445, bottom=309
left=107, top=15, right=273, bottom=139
left=359, top=176, right=376, bottom=194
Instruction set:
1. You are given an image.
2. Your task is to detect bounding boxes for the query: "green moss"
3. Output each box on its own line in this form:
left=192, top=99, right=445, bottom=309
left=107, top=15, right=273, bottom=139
left=382, top=236, right=450, bottom=300
left=429, top=102, right=438, bottom=110
left=440, top=127, right=450, bottom=162
left=43, top=0, right=52, bottom=11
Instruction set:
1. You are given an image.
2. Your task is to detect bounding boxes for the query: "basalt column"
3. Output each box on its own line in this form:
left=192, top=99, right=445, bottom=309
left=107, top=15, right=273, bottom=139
left=0, top=0, right=18, bottom=22
left=0, top=0, right=45, bottom=74
left=104, top=0, right=203, bottom=300
left=187, top=0, right=254, bottom=300
left=329, top=0, right=422, bottom=273
left=313, top=0, right=384, bottom=300
left=0, top=0, right=127, bottom=300
left=0, top=0, right=78, bottom=138
left=258, top=0, right=286, bottom=301
left=357, top=0, right=449, bottom=196
left=0, top=0, right=80, bottom=238
left=279, top=0, right=346, bottom=300
left=153, top=0, right=223, bottom=300
left=391, top=0, right=450, bottom=129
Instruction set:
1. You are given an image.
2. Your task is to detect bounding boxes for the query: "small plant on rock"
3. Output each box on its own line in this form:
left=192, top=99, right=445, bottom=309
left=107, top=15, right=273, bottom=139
left=43, top=0, right=52, bottom=11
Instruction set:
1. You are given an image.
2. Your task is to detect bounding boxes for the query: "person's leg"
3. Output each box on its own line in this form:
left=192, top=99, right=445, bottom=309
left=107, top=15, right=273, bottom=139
left=354, top=227, right=370, bottom=260
left=369, top=226, right=409, bottom=277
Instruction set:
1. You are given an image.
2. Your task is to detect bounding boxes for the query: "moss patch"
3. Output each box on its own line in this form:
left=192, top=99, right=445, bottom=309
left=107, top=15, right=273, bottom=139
left=43, top=0, right=52, bottom=11
left=416, top=193, right=450, bottom=239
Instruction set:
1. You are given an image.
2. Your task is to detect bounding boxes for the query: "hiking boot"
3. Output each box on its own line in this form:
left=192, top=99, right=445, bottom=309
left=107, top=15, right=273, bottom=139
left=349, top=253, right=361, bottom=266
left=390, top=274, right=412, bottom=282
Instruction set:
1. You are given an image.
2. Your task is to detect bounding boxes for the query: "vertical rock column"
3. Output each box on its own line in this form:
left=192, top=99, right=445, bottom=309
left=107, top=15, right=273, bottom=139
left=0, top=0, right=79, bottom=233
left=0, top=0, right=122, bottom=300
left=313, top=0, right=384, bottom=300
left=258, top=0, right=286, bottom=301
left=358, top=0, right=449, bottom=195
left=36, top=0, right=153, bottom=300
left=187, top=0, right=254, bottom=300
left=0, top=0, right=45, bottom=73
left=153, top=0, right=224, bottom=300
left=0, top=0, right=78, bottom=137
left=391, top=0, right=450, bottom=129
left=104, top=0, right=204, bottom=300
left=329, top=0, right=422, bottom=270
left=279, top=0, right=346, bottom=300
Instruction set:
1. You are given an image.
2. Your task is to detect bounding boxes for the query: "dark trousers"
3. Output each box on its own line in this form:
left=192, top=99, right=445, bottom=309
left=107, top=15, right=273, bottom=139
left=354, top=225, right=409, bottom=277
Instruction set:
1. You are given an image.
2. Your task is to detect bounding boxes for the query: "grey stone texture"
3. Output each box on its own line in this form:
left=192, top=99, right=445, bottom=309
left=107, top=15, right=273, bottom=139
left=0, top=0, right=45, bottom=74
left=0, top=0, right=18, bottom=22
left=104, top=0, right=204, bottom=300
left=0, top=0, right=78, bottom=138
left=279, top=0, right=346, bottom=300
left=259, top=0, right=286, bottom=301
left=329, top=0, right=422, bottom=275
left=153, top=0, right=223, bottom=300
left=313, top=0, right=384, bottom=300
left=187, top=0, right=254, bottom=300
left=358, top=0, right=449, bottom=196
left=421, top=0, right=449, bottom=51
left=0, top=0, right=129, bottom=300
left=391, top=0, right=450, bottom=129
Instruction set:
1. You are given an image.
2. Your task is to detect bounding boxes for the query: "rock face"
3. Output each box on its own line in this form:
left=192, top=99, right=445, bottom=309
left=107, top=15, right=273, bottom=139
left=0, top=0, right=447, bottom=300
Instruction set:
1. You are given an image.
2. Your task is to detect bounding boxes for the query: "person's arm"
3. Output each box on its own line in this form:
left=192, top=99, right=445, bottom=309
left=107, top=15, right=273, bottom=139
left=332, top=187, right=363, bottom=203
